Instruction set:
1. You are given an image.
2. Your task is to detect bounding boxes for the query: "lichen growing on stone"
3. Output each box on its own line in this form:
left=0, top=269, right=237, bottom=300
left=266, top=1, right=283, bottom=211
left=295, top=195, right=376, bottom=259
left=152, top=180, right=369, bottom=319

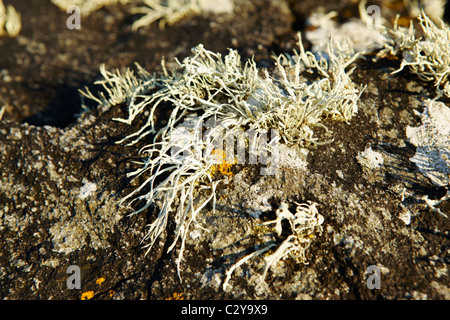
left=83, top=33, right=363, bottom=282
left=0, top=0, right=21, bottom=37
left=131, top=0, right=233, bottom=31
left=223, top=201, right=324, bottom=290
left=357, top=146, right=384, bottom=170
left=305, top=8, right=386, bottom=59
left=48, top=185, right=123, bottom=254
left=381, top=11, right=450, bottom=97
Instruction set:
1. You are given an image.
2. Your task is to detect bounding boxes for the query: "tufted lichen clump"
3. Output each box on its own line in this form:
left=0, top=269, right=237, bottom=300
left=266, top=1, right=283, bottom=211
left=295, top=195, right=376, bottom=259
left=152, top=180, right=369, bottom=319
left=83, top=33, right=364, bottom=284
left=381, top=11, right=450, bottom=98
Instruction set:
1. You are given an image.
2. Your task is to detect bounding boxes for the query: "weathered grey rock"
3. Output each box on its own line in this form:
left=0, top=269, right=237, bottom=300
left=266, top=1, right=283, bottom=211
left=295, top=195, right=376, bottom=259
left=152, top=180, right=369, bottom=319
left=0, top=0, right=448, bottom=300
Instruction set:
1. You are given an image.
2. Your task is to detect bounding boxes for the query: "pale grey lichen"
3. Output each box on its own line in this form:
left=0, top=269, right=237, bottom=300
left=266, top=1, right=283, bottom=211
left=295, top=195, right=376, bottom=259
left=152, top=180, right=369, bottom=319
left=0, top=0, right=21, bottom=37
left=51, top=0, right=134, bottom=17
left=83, top=33, right=363, bottom=281
left=48, top=186, right=123, bottom=254
left=131, top=0, right=233, bottom=30
left=81, top=63, right=158, bottom=110
left=77, top=178, right=97, bottom=200
left=381, top=11, right=450, bottom=97
left=131, top=0, right=233, bottom=31
left=223, top=201, right=324, bottom=291
left=0, top=105, right=6, bottom=121
left=51, top=0, right=233, bottom=30
left=130, top=0, right=201, bottom=30
left=305, top=8, right=386, bottom=60
left=357, top=146, right=384, bottom=170
left=405, top=0, right=446, bottom=22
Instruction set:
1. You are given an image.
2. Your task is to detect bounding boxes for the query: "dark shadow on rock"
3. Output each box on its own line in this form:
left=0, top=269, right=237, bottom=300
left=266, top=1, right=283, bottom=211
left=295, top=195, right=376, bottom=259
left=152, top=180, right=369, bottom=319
left=373, top=141, right=448, bottom=200
left=144, top=213, right=181, bottom=299
left=22, top=82, right=93, bottom=128
left=445, top=1, right=450, bottom=23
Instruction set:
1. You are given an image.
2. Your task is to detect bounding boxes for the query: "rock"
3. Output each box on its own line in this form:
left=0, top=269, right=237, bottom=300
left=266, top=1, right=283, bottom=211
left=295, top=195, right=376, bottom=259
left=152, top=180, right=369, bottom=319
left=0, top=0, right=448, bottom=300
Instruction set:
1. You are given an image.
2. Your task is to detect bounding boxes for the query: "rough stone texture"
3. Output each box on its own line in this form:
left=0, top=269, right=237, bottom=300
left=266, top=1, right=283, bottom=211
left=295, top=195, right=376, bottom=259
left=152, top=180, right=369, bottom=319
left=0, top=0, right=448, bottom=300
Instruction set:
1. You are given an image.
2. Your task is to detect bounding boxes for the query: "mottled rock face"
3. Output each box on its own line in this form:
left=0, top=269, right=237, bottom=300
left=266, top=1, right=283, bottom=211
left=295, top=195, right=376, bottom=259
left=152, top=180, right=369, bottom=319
left=0, top=0, right=448, bottom=301
left=406, top=100, right=450, bottom=187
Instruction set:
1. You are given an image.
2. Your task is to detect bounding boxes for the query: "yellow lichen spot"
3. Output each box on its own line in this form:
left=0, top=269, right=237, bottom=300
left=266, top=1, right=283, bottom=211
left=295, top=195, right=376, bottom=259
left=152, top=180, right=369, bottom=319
left=108, top=289, right=115, bottom=298
left=219, top=194, right=229, bottom=200
left=394, top=16, right=414, bottom=27
left=165, top=292, right=184, bottom=300
left=210, top=149, right=236, bottom=176
left=81, top=291, right=94, bottom=300
left=96, top=277, right=105, bottom=285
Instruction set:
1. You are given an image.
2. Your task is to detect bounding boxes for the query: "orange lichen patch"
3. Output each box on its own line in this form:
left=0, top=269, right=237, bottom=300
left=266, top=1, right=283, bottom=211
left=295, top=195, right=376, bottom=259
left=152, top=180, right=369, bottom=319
left=81, top=291, right=94, bottom=300
left=108, top=289, right=115, bottom=297
left=96, top=277, right=105, bottom=285
left=393, top=16, right=414, bottom=27
left=219, top=193, right=229, bottom=200
left=165, top=292, right=184, bottom=300
left=209, top=149, right=236, bottom=176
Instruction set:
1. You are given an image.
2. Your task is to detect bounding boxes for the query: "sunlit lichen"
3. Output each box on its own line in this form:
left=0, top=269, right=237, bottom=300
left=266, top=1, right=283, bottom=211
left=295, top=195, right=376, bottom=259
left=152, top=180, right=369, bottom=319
left=83, top=32, right=363, bottom=282
left=381, top=11, right=450, bottom=97
left=0, top=0, right=21, bottom=37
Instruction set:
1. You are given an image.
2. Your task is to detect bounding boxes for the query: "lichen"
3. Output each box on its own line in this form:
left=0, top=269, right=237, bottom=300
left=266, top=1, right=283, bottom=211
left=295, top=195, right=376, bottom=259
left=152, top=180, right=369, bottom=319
left=131, top=0, right=234, bottom=30
left=381, top=11, right=450, bottom=97
left=223, top=201, right=324, bottom=291
left=51, top=0, right=133, bottom=17
left=305, top=8, right=385, bottom=59
left=0, top=0, right=21, bottom=37
left=83, top=32, right=363, bottom=282
left=48, top=186, right=122, bottom=254
left=51, top=0, right=233, bottom=30
left=357, top=146, right=384, bottom=170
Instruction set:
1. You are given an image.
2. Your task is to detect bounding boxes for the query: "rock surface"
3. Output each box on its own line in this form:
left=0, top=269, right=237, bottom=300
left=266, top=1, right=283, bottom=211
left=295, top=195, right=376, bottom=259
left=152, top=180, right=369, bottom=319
left=0, top=0, right=448, bottom=300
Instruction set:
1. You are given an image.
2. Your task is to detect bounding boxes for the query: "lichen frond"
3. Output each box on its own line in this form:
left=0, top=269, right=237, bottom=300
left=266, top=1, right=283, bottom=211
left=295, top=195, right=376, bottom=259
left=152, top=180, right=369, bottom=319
left=131, top=0, right=202, bottom=31
left=381, top=11, right=450, bottom=97
left=223, top=201, right=324, bottom=291
left=80, top=63, right=160, bottom=111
